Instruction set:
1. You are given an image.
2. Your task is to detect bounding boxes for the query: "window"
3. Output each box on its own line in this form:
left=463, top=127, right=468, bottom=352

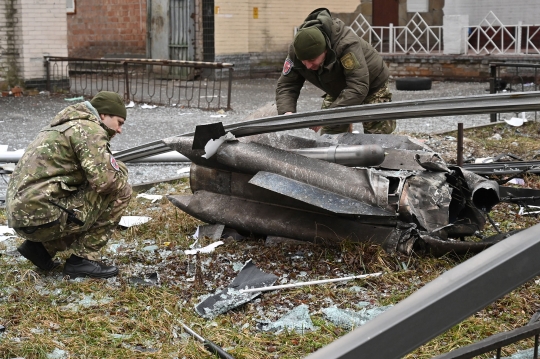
left=66, top=0, right=75, bottom=14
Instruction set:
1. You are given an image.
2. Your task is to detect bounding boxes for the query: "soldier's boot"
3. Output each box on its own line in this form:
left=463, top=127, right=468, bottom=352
left=63, top=254, right=118, bottom=279
left=17, top=240, right=61, bottom=271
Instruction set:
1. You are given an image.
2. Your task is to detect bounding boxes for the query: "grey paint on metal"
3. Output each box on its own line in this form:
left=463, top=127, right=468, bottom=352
left=114, top=92, right=540, bottom=162
left=167, top=191, right=403, bottom=250
left=149, top=0, right=169, bottom=60
left=304, top=223, right=540, bottom=359
left=290, top=145, right=385, bottom=167
left=215, top=141, right=392, bottom=210
left=248, top=171, right=395, bottom=217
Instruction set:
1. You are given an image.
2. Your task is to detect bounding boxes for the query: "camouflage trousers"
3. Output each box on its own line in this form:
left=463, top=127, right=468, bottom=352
left=320, top=82, right=396, bottom=135
left=14, top=183, right=132, bottom=260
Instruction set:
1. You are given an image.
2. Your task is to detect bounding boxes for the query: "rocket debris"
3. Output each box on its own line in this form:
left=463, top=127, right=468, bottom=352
left=166, top=125, right=500, bottom=257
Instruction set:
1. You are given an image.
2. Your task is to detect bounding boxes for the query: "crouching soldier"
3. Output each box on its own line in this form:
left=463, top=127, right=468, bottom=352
left=6, top=91, right=132, bottom=279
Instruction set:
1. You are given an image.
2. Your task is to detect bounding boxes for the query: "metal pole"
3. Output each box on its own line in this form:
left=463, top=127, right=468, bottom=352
left=227, top=68, right=233, bottom=110
left=45, top=57, right=51, bottom=92
left=123, top=61, right=130, bottom=102
left=457, top=123, right=464, bottom=167
left=490, top=64, right=498, bottom=122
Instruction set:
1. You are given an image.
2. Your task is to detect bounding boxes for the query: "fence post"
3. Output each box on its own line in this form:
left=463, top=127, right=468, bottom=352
left=227, top=68, right=233, bottom=110
left=516, top=21, right=523, bottom=54
left=44, top=57, right=51, bottom=92
left=490, top=64, right=497, bottom=123
left=123, top=61, right=130, bottom=102
left=389, top=23, right=394, bottom=53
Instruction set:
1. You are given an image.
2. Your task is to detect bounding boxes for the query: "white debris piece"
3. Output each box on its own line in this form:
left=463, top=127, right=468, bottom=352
left=119, top=216, right=152, bottom=227
left=0, top=226, right=16, bottom=242
left=141, top=103, right=157, bottom=109
left=202, top=132, right=236, bottom=159
left=184, top=241, right=224, bottom=255
left=136, top=193, right=163, bottom=203
left=125, top=100, right=135, bottom=108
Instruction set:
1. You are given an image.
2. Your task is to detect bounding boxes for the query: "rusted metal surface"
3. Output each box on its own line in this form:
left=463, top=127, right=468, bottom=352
left=165, top=132, right=501, bottom=256
left=44, top=56, right=234, bottom=110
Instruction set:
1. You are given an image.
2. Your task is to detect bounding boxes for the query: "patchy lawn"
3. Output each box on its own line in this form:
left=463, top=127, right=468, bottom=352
left=2, top=122, right=540, bottom=359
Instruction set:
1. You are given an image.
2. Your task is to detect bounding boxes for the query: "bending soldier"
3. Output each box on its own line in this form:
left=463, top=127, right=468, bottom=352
left=276, top=8, right=395, bottom=135
left=6, top=91, right=132, bottom=279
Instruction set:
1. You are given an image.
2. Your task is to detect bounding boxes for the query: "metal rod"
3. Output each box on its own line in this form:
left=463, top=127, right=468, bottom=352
left=457, top=123, right=464, bottom=167
left=239, top=273, right=382, bottom=294
left=227, top=68, right=233, bottom=110
left=490, top=64, right=497, bottom=122
left=178, top=320, right=235, bottom=359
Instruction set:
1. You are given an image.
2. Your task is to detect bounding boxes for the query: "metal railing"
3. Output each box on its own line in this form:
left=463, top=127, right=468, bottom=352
left=467, top=12, right=540, bottom=55
left=433, top=320, right=540, bottom=359
left=350, top=12, right=442, bottom=54
left=44, top=56, right=234, bottom=110
left=489, top=62, right=540, bottom=122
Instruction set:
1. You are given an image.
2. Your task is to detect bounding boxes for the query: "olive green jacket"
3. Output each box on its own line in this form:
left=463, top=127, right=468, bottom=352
left=276, top=8, right=389, bottom=114
left=6, top=102, right=129, bottom=228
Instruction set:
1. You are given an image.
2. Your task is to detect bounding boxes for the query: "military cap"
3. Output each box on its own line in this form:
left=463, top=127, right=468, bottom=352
left=90, top=91, right=127, bottom=120
left=293, top=27, right=326, bottom=60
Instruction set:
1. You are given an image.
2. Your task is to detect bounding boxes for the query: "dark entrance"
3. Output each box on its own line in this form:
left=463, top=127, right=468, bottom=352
left=372, top=0, right=399, bottom=52
left=372, top=0, right=399, bottom=26
left=202, top=0, right=215, bottom=62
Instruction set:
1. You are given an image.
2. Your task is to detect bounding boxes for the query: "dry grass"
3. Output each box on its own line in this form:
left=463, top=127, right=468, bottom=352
left=2, top=122, right=540, bottom=358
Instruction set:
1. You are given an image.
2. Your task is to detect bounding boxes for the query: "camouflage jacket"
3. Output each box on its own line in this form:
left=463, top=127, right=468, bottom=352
left=276, top=8, right=389, bottom=114
left=6, top=101, right=129, bottom=228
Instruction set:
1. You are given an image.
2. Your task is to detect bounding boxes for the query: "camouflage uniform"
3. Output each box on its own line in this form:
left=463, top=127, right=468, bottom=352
left=6, top=102, right=132, bottom=260
left=276, top=8, right=395, bottom=135
left=321, top=82, right=395, bottom=135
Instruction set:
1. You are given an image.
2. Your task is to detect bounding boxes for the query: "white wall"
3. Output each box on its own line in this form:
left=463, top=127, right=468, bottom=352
left=19, top=0, right=68, bottom=80
left=445, top=0, right=540, bottom=25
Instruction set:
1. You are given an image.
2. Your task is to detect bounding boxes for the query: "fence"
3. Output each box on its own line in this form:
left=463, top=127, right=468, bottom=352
left=44, top=57, right=234, bottom=110
left=489, top=62, right=540, bottom=122
left=467, top=12, right=540, bottom=55
left=350, top=13, right=442, bottom=54
left=351, top=11, right=540, bottom=56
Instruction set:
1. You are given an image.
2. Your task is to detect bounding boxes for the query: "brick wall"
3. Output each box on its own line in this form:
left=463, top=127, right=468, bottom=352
left=67, top=0, right=147, bottom=58
left=0, top=0, right=23, bottom=87
left=384, top=54, right=540, bottom=82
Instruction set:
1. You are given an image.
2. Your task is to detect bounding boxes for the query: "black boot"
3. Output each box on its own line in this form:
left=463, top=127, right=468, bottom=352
left=17, top=240, right=60, bottom=271
left=63, top=255, right=119, bottom=279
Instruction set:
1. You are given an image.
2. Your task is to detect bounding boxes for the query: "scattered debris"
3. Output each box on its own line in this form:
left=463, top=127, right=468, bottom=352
left=136, top=193, right=163, bottom=203
left=178, top=320, right=236, bottom=359
left=257, top=304, right=316, bottom=334
left=125, top=100, right=135, bottom=108
left=141, top=104, right=157, bottom=109
left=0, top=226, right=16, bottom=242
left=129, top=272, right=159, bottom=286
left=118, top=216, right=151, bottom=228
left=508, top=178, right=526, bottom=186
left=490, top=133, right=503, bottom=140
left=185, top=241, right=224, bottom=255
left=322, top=305, right=393, bottom=330
left=64, top=96, right=84, bottom=102
left=195, top=260, right=278, bottom=319
left=239, top=272, right=382, bottom=294
left=46, top=348, right=68, bottom=359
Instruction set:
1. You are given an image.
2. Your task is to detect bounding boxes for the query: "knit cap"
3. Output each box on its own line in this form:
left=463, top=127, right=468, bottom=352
left=293, top=27, right=326, bottom=60
left=90, top=91, right=127, bottom=120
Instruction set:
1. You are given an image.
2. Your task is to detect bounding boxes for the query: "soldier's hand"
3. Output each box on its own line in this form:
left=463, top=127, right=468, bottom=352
left=309, top=126, right=321, bottom=132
